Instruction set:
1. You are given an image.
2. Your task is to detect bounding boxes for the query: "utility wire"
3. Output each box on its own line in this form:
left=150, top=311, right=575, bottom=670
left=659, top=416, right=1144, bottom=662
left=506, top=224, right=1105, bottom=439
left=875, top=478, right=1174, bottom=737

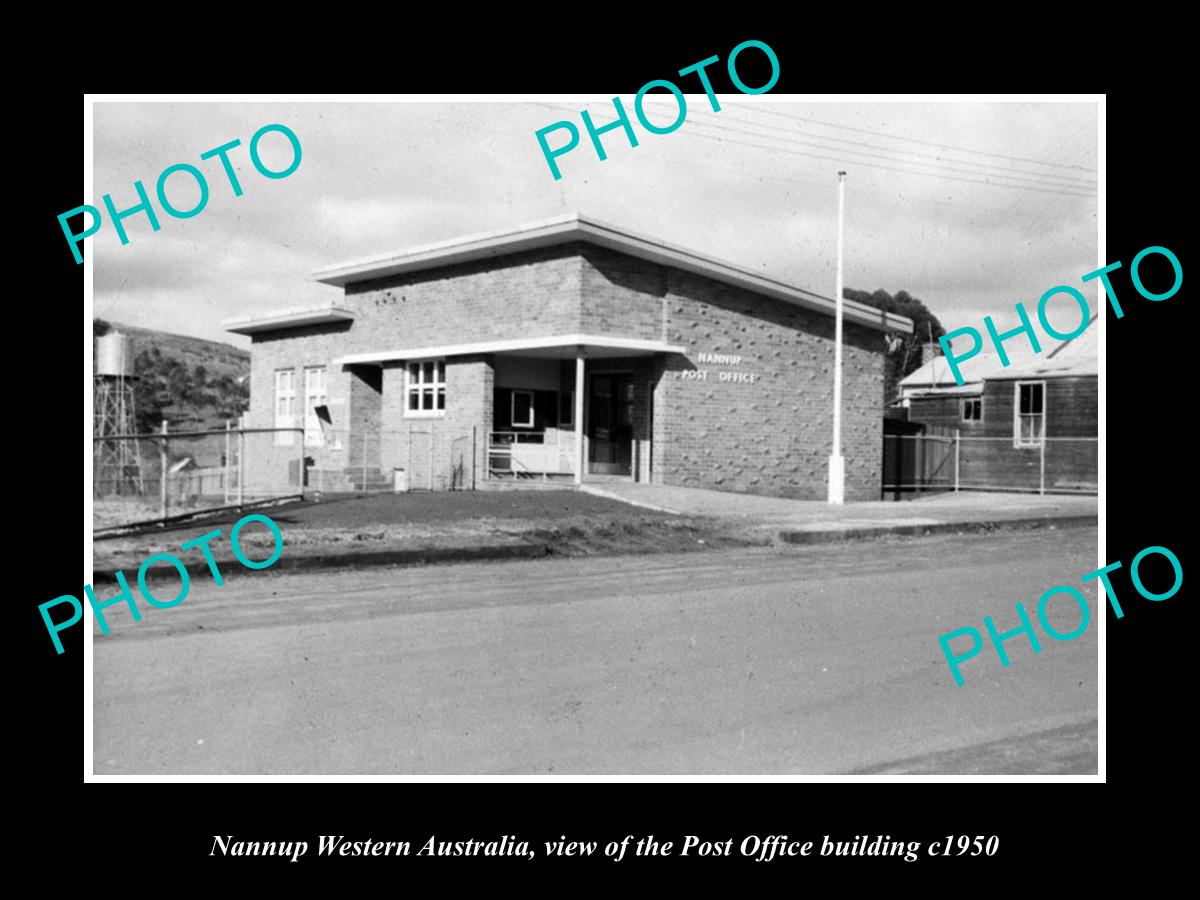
left=638, top=105, right=1097, bottom=191
left=743, top=106, right=1098, bottom=173
left=566, top=99, right=1094, bottom=189
left=532, top=104, right=1095, bottom=198
left=700, top=105, right=1097, bottom=187
left=681, top=122, right=1095, bottom=198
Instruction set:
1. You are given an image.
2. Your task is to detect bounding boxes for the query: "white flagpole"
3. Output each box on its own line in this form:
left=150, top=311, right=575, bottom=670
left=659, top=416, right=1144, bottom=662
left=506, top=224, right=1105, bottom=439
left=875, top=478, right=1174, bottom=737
left=828, top=171, right=847, bottom=505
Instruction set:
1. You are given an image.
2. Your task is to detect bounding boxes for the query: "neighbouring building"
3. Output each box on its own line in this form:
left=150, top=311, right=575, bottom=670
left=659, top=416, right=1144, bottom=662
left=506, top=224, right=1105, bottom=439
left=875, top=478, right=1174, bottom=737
left=898, top=316, right=1097, bottom=493
left=225, top=215, right=912, bottom=501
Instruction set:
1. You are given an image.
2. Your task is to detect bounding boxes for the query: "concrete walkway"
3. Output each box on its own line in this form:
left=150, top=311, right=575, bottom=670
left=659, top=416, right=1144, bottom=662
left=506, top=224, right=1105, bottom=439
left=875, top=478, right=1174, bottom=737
left=580, top=484, right=1097, bottom=537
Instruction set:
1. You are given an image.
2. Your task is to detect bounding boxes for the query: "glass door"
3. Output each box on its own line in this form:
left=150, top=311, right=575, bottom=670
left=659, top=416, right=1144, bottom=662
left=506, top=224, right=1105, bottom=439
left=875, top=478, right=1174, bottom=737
left=588, top=374, right=634, bottom=476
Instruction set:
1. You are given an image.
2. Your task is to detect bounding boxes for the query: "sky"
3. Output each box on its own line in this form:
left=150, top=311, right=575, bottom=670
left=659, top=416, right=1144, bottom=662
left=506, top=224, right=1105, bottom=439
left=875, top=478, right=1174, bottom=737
left=91, top=99, right=1099, bottom=349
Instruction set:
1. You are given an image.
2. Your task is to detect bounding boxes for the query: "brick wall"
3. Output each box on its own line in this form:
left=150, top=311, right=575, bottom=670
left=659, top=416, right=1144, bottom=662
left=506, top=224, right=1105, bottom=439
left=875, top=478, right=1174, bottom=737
left=579, top=247, right=665, bottom=341
left=342, top=245, right=583, bottom=348
left=244, top=243, right=893, bottom=500
left=651, top=270, right=884, bottom=501
left=346, top=365, right=382, bottom=473
left=378, top=356, right=492, bottom=491
left=244, top=321, right=356, bottom=493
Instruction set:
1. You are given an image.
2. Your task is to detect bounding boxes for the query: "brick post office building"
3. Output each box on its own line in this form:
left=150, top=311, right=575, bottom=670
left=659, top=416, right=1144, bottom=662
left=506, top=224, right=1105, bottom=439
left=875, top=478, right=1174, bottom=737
left=225, top=215, right=912, bottom=501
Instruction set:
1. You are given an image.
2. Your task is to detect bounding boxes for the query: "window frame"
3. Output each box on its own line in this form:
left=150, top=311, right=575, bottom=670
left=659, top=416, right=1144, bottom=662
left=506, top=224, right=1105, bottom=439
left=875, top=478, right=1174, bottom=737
left=303, top=365, right=327, bottom=447
left=1013, top=380, right=1047, bottom=449
left=510, top=390, right=536, bottom=428
left=405, top=358, right=446, bottom=419
left=961, top=397, right=983, bottom=423
left=274, top=367, right=296, bottom=446
left=558, top=390, right=574, bottom=428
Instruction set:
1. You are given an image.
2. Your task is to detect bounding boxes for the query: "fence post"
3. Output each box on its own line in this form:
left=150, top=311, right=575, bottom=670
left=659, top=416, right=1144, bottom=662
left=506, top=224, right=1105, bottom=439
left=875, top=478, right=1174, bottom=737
left=1039, top=438, right=1046, bottom=496
left=159, top=420, right=169, bottom=519
left=297, top=426, right=306, bottom=496
left=472, top=426, right=477, bottom=491
left=237, top=419, right=246, bottom=506
left=319, top=435, right=325, bottom=495
left=917, top=435, right=924, bottom=493
left=954, top=428, right=961, bottom=493
left=224, top=420, right=232, bottom=505
left=362, top=432, right=367, bottom=493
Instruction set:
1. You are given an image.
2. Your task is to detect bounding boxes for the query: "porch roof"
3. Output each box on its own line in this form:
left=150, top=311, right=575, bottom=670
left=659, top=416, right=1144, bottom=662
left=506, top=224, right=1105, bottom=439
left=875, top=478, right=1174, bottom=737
left=332, top=333, right=687, bottom=366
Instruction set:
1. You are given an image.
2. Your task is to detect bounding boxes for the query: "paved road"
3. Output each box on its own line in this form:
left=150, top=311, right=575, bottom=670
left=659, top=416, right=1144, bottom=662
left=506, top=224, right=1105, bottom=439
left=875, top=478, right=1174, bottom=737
left=93, top=529, right=1099, bottom=775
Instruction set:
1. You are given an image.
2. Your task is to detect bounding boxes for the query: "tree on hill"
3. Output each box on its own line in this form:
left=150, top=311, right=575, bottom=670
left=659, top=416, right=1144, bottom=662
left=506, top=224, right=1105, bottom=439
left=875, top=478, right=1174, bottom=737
left=844, top=288, right=946, bottom=404
left=92, top=319, right=249, bottom=431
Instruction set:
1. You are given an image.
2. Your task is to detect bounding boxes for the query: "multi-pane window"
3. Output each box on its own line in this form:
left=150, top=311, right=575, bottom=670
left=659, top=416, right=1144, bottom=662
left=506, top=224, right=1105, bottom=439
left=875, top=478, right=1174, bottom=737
left=406, top=359, right=446, bottom=416
left=304, top=366, right=327, bottom=447
left=962, top=398, right=982, bottom=422
left=274, top=368, right=296, bottom=446
left=1015, top=381, right=1045, bottom=448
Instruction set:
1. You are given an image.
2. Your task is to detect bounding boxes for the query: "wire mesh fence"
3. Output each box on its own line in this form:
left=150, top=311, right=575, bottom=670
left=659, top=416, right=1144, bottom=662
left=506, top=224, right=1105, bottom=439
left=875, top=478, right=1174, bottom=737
left=305, top=427, right=479, bottom=494
left=94, top=422, right=488, bottom=530
left=94, top=420, right=1096, bottom=528
left=93, top=424, right=305, bottom=532
left=882, top=433, right=1098, bottom=498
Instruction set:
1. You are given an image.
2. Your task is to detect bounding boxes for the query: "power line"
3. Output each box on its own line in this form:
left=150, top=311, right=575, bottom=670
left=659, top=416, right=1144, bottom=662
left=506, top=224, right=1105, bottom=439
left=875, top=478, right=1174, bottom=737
left=638, top=105, right=1097, bottom=191
left=678, top=122, right=1094, bottom=197
left=743, top=106, right=1098, bottom=173
left=705, top=105, right=1097, bottom=187
left=533, top=104, right=1095, bottom=198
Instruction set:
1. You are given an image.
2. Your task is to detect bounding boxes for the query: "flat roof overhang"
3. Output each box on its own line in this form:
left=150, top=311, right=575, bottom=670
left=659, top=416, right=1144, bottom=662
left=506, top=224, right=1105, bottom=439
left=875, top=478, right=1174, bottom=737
left=333, top=334, right=688, bottom=366
left=312, top=214, right=913, bottom=335
left=224, top=304, right=355, bottom=335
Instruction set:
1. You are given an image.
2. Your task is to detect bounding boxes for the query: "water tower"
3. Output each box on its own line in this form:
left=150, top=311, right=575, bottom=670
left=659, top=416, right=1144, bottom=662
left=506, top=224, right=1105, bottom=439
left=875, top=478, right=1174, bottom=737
left=94, top=331, right=145, bottom=496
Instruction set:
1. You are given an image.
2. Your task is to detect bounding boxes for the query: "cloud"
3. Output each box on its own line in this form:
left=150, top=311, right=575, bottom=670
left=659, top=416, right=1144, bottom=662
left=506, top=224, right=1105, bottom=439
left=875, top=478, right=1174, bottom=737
left=92, top=99, right=1098, bottom=347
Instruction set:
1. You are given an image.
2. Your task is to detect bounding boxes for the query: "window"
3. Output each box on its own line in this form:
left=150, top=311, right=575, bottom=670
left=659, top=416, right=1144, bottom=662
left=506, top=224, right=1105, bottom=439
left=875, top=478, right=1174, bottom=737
left=559, top=390, right=574, bottom=427
left=406, top=359, right=446, bottom=417
left=511, top=390, right=534, bottom=428
left=1014, top=381, right=1045, bottom=448
left=274, top=368, right=296, bottom=446
left=961, top=398, right=982, bottom=422
left=304, top=366, right=327, bottom=447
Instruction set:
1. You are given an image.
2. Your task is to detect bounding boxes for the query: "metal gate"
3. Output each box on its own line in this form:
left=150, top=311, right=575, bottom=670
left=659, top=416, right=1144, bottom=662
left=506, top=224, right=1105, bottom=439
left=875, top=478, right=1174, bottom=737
left=882, top=431, right=957, bottom=497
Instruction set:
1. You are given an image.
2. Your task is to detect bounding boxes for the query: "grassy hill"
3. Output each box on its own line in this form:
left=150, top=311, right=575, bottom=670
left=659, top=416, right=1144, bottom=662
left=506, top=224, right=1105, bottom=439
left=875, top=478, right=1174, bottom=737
left=93, top=319, right=250, bottom=433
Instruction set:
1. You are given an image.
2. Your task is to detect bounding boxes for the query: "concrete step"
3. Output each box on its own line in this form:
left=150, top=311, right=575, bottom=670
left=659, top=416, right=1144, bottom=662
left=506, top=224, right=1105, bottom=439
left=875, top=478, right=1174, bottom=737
left=482, top=477, right=578, bottom=491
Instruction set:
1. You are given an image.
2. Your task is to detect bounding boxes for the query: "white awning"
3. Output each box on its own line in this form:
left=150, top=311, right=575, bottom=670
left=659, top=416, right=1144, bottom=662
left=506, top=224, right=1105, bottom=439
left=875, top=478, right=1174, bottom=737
left=333, top=333, right=687, bottom=365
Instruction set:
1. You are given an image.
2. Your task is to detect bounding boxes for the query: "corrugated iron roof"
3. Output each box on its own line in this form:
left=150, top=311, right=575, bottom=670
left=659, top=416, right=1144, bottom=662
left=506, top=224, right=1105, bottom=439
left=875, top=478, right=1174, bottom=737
left=900, top=315, right=1098, bottom=390
left=987, top=314, right=1098, bottom=379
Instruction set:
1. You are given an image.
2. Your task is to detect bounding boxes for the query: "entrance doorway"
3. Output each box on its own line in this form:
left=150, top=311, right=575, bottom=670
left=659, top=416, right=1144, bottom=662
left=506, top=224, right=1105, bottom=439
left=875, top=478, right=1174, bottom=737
left=587, top=373, right=634, bottom=476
